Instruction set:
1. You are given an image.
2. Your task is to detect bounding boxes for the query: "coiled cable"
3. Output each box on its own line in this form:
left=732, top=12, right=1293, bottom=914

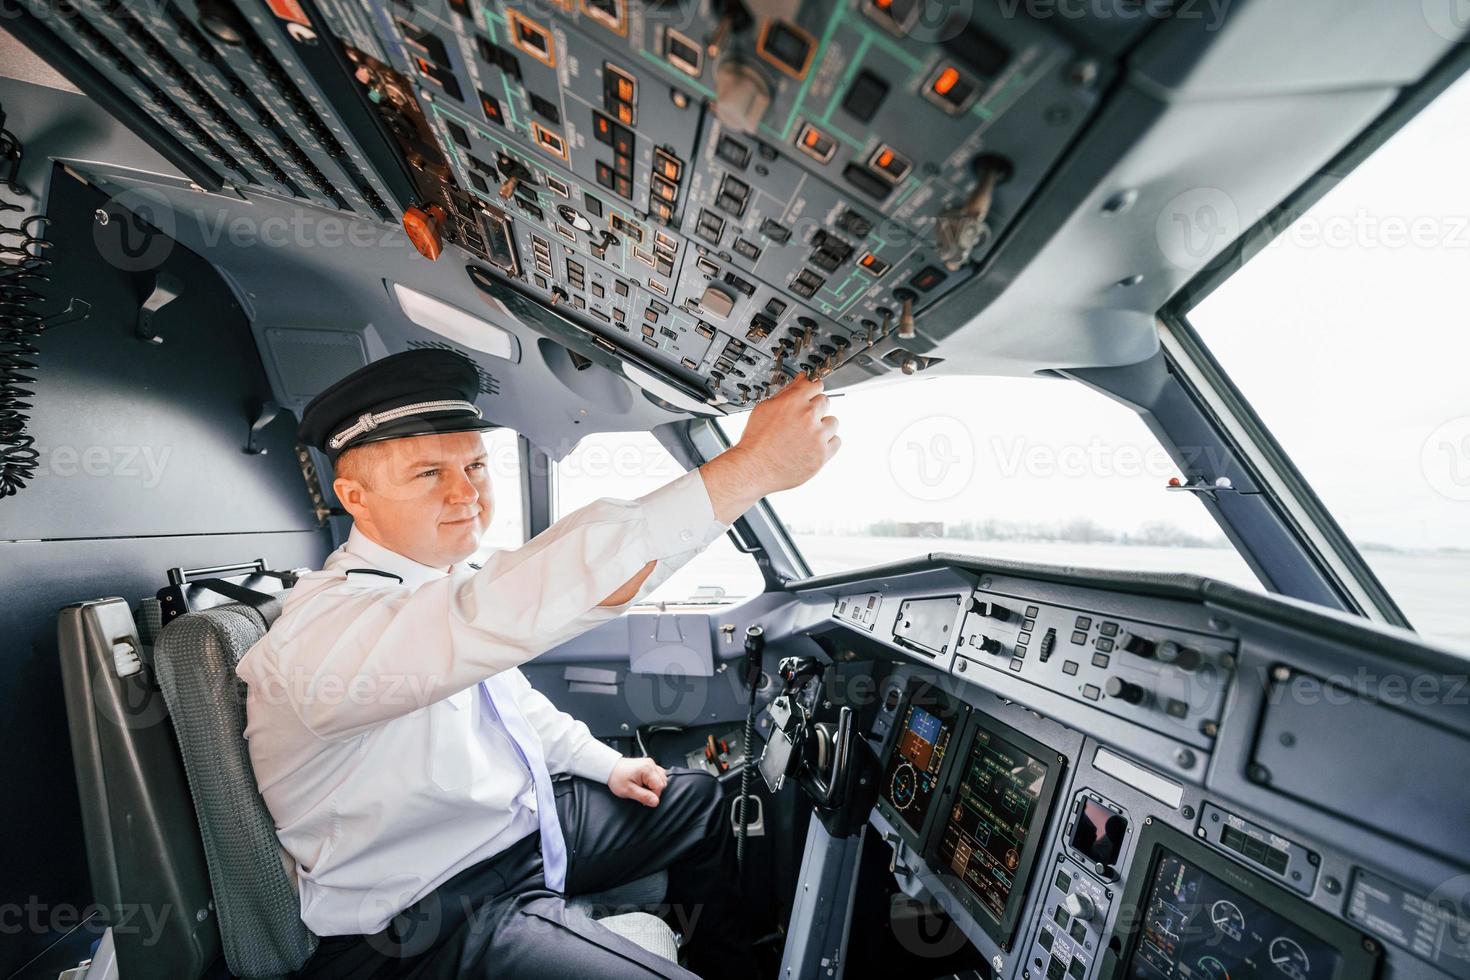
left=0, top=103, right=55, bottom=498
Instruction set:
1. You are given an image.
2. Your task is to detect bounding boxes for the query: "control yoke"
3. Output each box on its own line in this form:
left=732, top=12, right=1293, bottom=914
left=756, top=657, right=878, bottom=837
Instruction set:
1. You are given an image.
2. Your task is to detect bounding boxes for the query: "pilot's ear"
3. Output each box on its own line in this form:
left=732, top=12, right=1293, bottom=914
left=334, top=476, right=370, bottom=521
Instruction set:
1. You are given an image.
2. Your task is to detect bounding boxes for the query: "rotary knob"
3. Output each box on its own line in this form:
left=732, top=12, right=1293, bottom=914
left=1104, top=676, right=1146, bottom=705
left=1063, top=892, right=1095, bottom=922
left=976, top=634, right=1003, bottom=655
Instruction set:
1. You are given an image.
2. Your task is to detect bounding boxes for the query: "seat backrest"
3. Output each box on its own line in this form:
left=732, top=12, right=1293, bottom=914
left=154, top=602, right=317, bottom=979
left=58, top=598, right=222, bottom=980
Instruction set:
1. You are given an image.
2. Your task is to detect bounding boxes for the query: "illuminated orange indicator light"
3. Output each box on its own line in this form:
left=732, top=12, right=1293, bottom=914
left=860, top=254, right=878, bottom=268
left=804, top=129, right=822, bottom=147
left=616, top=104, right=633, bottom=124
left=876, top=0, right=892, bottom=8
left=616, top=78, right=634, bottom=101
left=934, top=67, right=960, bottom=96
left=876, top=149, right=894, bottom=169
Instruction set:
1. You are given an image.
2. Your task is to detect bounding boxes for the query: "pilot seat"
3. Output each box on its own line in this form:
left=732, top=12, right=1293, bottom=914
left=57, top=562, right=677, bottom=979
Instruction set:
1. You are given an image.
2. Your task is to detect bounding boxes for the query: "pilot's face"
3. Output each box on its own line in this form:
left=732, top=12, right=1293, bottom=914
left=333, top=430, right=493, bottom=569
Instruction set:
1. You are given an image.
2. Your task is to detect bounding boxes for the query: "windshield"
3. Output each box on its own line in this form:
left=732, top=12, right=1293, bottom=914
left=1188, top=72, right=1470, bottom=647
left=719, top=376, right=1262, bottom=588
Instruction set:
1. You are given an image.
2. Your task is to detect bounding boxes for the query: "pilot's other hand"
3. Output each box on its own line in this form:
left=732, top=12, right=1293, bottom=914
left=608, top=757, right=668, bottom=807
left=730, top=374, right=841, bottom=494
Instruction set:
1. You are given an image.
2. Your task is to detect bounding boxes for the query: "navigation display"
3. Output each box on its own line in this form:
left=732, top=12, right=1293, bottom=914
left=1130, top=851, right=1341, bottom=980
left=880, top=697, right=955, bottom=840
left=930, top=716, right=1061, bottom=946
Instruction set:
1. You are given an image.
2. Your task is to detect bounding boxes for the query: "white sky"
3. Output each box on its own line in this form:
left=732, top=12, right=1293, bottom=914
left=1190, top=71, right=1470, bottom=553
left=719, top=375, right=1230, bottom=541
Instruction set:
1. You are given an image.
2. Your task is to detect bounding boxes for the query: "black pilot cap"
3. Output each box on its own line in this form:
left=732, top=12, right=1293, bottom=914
left=298, top=349, right=497, bottom=462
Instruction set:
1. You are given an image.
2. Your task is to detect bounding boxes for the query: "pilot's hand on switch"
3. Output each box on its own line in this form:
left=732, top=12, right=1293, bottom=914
left=608, top=757, right=668, bottom=807
left=731, top=374, right=841, bottom=493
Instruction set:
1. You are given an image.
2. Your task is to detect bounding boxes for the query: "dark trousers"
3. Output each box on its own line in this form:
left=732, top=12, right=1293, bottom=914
left=299, top=768, right=753, bottom=979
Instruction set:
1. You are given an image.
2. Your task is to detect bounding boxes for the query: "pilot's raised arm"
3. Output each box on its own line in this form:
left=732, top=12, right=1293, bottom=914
left=247, top=466, right=722, bottom=740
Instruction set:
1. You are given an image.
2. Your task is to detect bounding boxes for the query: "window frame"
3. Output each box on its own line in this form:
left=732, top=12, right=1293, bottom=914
left=1152, top=318, right=1407, bottom=626
left=1150, top=48, right=1470, bottom=629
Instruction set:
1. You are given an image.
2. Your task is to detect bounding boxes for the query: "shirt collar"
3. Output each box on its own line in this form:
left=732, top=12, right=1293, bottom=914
left=338, top=525, right=464, bottom=588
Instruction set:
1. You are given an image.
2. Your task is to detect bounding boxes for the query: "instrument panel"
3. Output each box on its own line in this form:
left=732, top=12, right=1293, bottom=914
left=802, top=555, right=1469, bottom=980
left=351, top=0, right=1102, bottom=406
left=928, top=711, right=1064, bottom=950
left=14, top=0, right=1104, bottom=408
left=877, top=678, right=966, bottom=848
left=1116, top=824, right=1379, bottom=980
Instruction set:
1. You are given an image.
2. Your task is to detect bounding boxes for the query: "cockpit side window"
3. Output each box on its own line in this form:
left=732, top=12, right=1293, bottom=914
left=476, top=427, right=528, bottom=552
left=718, top=377, right=1263, bottom=589
left=551, top=431, right=764, bottom=604
left=1187, top=73, right=1470, bottom=648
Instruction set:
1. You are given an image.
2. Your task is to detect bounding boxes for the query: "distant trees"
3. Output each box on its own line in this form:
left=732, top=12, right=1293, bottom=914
left=859, top=517, right=1225, bottom=547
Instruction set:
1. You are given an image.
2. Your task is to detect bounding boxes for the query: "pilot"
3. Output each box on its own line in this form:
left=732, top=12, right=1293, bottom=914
left=236, top=348, right=840, bottom=979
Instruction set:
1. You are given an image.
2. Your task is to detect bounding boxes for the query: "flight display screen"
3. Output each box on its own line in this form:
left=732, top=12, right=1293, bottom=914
left=1129, top=850, right=1341, bottom=980
left=1072, top=797, right=1129, bottom=867
left=933, top=721, right=1052, bottom=933
left=880, top=700, right=954, bottom=838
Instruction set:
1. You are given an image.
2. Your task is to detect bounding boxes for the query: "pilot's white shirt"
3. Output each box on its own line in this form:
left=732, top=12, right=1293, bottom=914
left=236, top=468, right=727, bottom=937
